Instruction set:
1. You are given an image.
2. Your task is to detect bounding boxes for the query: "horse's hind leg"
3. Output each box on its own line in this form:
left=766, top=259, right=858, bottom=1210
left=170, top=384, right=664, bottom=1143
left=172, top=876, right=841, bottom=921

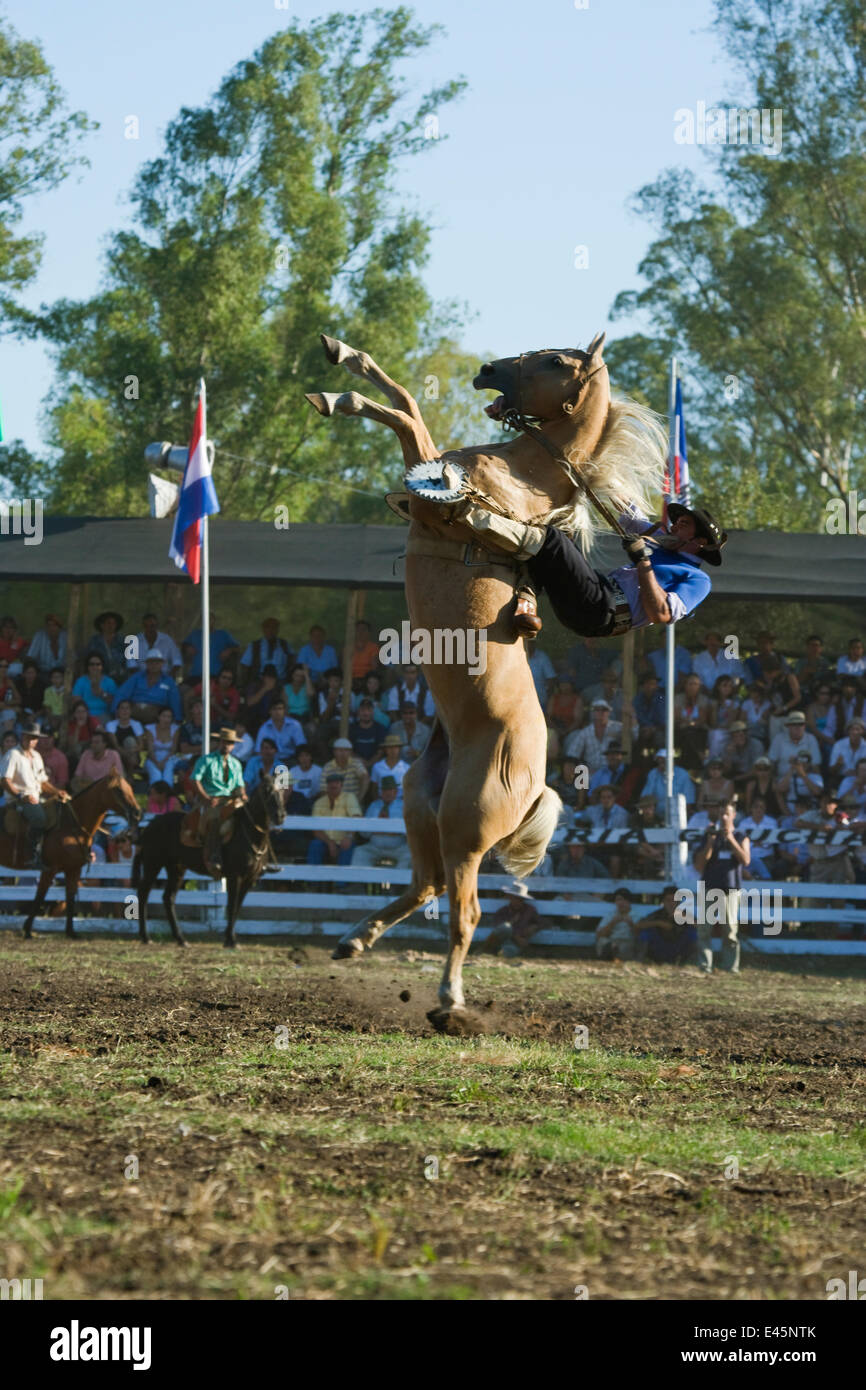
left=332, top=750, right=446, bottom=959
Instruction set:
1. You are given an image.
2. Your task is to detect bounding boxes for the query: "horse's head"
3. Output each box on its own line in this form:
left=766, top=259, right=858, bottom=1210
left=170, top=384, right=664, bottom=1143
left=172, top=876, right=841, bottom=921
left=258, top=774, right=288, bottom=828
left=108, top=769, right=142, bottom=834
left=474, top=333, right=609, bottom=428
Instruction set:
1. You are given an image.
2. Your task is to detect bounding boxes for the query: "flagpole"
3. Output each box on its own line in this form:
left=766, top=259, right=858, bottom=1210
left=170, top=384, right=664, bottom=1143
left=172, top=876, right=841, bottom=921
left=199, top=380, right=211, bottom=753
left=665, top=356, right=677, bottom=878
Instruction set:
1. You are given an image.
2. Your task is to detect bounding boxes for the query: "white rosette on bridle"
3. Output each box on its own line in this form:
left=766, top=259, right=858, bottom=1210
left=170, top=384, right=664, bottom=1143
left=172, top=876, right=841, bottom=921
left=404, top=459, right=467, bottom=503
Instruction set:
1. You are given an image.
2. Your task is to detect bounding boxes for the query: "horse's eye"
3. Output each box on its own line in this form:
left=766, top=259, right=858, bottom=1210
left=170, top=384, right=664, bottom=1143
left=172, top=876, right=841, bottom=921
left=551, top=356, right=564, bottom=368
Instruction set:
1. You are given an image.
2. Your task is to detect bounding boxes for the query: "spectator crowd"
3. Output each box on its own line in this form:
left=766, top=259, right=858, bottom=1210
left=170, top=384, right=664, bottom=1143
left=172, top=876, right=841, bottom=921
left=1, top=608, right=863, bottom=948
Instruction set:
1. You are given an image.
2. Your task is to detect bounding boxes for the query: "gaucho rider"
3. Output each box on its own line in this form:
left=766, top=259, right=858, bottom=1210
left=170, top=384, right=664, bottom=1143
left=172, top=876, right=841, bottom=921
left=191, top=726, right=247, bottom=875
left=424, top=490, right=725, bottom=640
left=0, top=721, right=70, bottom=867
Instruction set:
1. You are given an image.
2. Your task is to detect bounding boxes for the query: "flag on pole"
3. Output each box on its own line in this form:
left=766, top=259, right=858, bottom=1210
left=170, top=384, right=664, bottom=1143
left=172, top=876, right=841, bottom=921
left=168, top=381, right=219, bottom=584
left=662, top=376, right=691, bottom=522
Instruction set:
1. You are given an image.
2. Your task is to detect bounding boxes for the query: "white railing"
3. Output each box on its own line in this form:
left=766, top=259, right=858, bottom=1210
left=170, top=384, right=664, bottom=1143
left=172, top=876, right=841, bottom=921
left=1, top=815, right=863, bottom=952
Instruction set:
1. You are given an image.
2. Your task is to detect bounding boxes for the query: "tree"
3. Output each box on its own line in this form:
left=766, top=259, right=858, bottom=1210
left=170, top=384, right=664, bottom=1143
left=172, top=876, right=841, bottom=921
left=0, top=14, right=93, bottom=317
left=609, top=0, right=866, bottom=531
left=15, top=7, right=488, bottom=520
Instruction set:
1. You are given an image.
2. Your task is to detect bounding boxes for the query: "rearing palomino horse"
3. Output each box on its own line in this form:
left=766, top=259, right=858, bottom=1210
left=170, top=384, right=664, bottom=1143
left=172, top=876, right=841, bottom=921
left=306, top=334, right=665, bottom=1028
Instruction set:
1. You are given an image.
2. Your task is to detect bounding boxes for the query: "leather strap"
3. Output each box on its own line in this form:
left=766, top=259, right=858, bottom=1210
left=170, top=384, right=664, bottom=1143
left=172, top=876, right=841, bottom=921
left=406, top=535, right=521, bottom=574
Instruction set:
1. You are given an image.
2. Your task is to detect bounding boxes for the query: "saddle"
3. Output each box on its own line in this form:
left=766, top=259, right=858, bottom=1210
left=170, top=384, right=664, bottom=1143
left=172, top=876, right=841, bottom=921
left=180, top=797, right=242, bottom=848
left=3, top=798, right=62, bottom=839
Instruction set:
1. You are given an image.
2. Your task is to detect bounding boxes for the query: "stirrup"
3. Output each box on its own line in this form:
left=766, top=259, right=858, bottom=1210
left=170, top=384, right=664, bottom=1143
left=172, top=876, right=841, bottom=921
left=515, top=587, right=543, bottom=639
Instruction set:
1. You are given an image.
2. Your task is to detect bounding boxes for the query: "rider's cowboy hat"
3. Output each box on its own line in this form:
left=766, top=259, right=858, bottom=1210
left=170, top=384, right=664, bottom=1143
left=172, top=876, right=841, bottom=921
left=94, top=610, right=123, bottom=630
left=666, top=503, right=727, bottom=566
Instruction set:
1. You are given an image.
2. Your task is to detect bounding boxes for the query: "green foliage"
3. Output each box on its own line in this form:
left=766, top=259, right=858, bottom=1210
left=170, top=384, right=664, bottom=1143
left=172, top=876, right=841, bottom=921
left=0, top=14, right=93, bottom=314
left=21, top=7, right=477, bottom=519
left=609, top=0, right=866, bottom=530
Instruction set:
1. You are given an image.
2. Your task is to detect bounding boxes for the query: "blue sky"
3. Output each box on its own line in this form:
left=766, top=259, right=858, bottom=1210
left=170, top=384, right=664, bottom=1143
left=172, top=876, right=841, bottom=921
left=0, top=0, right=737, bottom=453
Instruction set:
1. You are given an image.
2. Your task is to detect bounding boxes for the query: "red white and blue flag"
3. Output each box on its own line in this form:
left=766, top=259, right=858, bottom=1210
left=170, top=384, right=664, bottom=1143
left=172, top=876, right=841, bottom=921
left=169, top=381, right=219, bottom=584
left=662, top=376, right=691, bottom=522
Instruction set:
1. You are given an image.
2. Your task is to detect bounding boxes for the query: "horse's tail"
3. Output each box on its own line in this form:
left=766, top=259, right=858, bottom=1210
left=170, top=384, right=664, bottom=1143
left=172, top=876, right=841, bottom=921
left=495, top=786, right=562, bottom=878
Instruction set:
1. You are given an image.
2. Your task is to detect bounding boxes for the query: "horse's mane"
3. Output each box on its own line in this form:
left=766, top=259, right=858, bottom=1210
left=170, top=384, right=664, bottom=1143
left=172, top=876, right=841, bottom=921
left=545, top=394, right=668, bottom=553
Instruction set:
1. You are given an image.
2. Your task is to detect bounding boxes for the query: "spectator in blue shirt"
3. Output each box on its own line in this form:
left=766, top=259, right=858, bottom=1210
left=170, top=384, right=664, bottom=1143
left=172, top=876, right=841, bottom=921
left=646, top=643, right=692, bottom=688
left=641, top=749, right=697, bottom=815
left=254, top=699, right=304, bottom=759
left=633, top=672, right=666, bottom=746
left=244, top=737, right=282, bottom=791
left=182, top=621, right=240, bottom=681
left=527, top=645, right=555, bottom=706
left=112, top=650, right=182, bottom=722
left=72, top=654, right=117, bottom=718
left=297, top=625, right=339, bottom=682
left=585, top=785, right=630, bottom=831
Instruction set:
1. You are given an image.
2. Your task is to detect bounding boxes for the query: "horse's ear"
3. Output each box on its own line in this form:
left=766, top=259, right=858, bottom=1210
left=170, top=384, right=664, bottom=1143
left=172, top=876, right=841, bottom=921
left=585, top=331, right=606, bottom=362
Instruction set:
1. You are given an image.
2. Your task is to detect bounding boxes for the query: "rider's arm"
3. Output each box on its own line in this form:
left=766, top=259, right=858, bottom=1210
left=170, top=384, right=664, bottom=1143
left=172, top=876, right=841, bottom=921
left=635, top=559, right=674, bottom=625
left=192, top=778, right=214, bottom=805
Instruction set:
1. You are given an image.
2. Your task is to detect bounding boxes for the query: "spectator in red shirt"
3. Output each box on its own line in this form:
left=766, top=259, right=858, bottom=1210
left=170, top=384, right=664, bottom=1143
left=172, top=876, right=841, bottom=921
left=193, top=665, right=241, bottom=726
left=146, top=779, right=182, bottom=815
left=64, top=700, right=99, bottom=769
left=0, top=616, right=28, bottom=675
left=37, top=726, right=69, bottom=789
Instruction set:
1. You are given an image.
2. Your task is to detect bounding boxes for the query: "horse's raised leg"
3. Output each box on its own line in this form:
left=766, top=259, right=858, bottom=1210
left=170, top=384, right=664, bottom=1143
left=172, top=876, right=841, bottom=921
left=22, top=869, right=54, bottom=939
left=306, top=337, right=437, bottom=470
left=162, top=864, right=187, bottom=946
left=64, top=870, right=78, bottom=938
left=319, top=335, right=437, bottom=454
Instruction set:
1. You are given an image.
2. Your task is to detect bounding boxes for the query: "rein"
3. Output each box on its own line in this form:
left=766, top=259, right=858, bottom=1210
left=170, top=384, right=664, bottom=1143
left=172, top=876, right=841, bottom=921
left=502, top=352, right=629, bottom=540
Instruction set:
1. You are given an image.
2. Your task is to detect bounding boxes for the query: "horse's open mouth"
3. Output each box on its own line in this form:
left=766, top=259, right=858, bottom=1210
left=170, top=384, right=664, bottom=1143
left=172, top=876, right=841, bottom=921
left=484, top=394, right=508, bottom=421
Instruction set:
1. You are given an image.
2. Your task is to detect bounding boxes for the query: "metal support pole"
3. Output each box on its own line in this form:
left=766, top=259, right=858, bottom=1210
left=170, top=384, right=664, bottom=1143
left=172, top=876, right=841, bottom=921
left=339, top=591, right=361, bottom=740
left=665, top=356, right=678, bottom=878
left=201, top=514, right=210, bottom=750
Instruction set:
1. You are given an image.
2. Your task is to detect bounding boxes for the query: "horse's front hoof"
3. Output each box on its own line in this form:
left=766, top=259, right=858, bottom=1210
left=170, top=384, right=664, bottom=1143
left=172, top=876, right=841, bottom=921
left=138, top=937, right=151, bottom=946
left=321, top=333, right=351, bottom=364
left=426, top=1006, right=486, bottom=1037
left=332, top=937, right=365, bottom=960
left=223, top=938, right=237, bottom=950
left=305, top=391, right=342, bottom=417
left=176, top=938, right=187, bottom=948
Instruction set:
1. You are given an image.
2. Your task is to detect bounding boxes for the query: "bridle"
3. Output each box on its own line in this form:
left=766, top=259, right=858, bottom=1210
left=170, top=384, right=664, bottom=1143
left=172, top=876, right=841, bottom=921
left=500, top=350, right=629, bottom=539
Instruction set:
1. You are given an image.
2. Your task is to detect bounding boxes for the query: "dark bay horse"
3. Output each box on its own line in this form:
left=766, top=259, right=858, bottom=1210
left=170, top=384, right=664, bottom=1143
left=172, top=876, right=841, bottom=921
left=131, top=776, right=286, bottom=947
left=0, top=770, right=141, bottom=938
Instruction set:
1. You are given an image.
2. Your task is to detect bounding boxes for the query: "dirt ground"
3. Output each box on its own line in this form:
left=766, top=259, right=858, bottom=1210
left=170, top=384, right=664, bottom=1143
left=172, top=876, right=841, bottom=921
left=0, top=934, right=864, bottom=1300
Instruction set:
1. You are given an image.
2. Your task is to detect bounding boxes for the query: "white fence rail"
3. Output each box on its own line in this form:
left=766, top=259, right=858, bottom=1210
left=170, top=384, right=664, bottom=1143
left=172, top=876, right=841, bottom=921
left=1, top=814, right=864, bottom=953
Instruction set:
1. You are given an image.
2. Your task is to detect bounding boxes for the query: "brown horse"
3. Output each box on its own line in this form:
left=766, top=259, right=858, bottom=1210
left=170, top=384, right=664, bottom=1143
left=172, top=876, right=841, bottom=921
left=0, top=771, right=141, bottom=938
left=306, top=334, right=665, bottom=1025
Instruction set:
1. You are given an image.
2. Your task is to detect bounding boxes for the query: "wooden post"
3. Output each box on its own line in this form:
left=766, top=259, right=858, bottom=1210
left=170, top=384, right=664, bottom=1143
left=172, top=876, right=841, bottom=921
left=339, top=590, right=361, bottom=739
left=64, top=583, right=82, bottom=692
left=621, top=628, right=635, bottom=760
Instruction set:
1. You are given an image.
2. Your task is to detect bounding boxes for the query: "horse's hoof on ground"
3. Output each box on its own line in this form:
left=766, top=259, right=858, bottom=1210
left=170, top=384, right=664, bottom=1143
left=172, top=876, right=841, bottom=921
left=332, top=938, right=365, bottom=960
left=176, top=939, right=187, bottom=948
left=223, top=939, right=237, bottom=950
left=138, top=938, right=150, bottom=946
left=426, top=1006, right=486, bottom=1037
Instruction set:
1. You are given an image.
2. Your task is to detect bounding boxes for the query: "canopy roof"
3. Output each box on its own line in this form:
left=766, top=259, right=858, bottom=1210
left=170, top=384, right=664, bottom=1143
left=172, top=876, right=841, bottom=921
left=0, top=516, right=860, bottom=599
